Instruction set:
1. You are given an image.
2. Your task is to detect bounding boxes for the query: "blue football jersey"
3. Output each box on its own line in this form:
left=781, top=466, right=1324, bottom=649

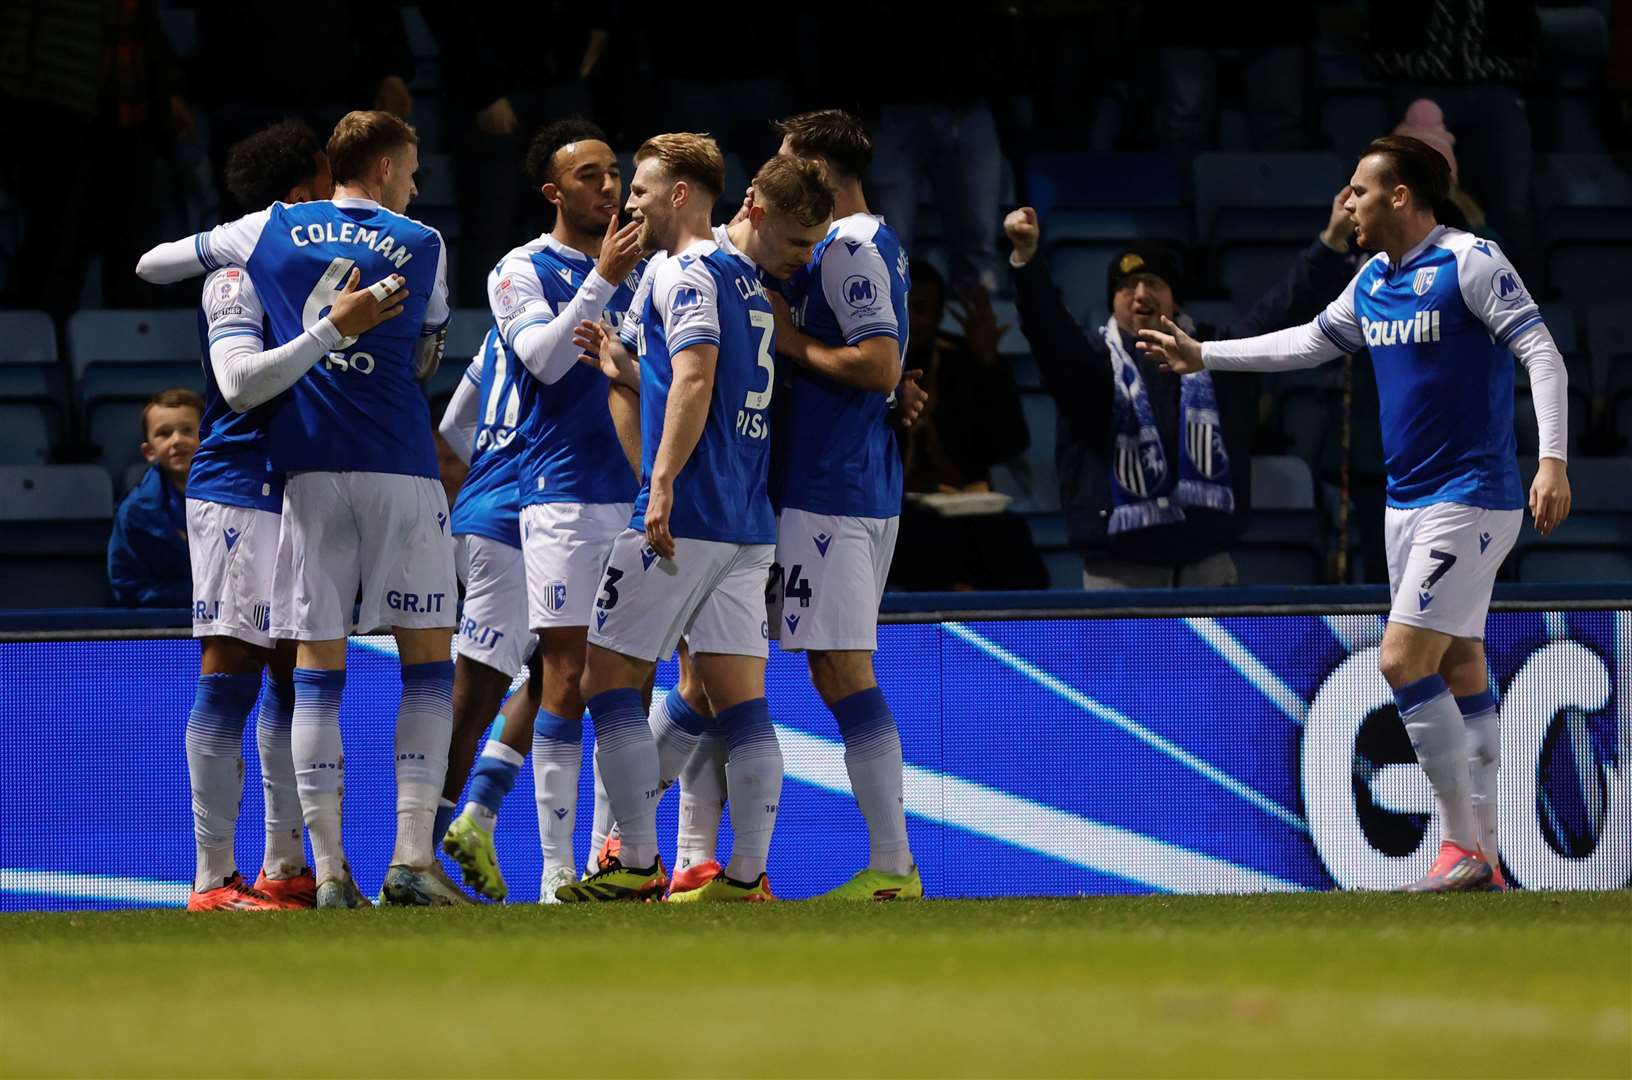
left=1316, top=226, right=1541, bottom=510
left=632, top=235, right=776, bottom=545
left=188, top=268, right=283, bottom=513
left=195, top=197, right=451, bottom=477
left=776, top=214, right=909, bottom=519
left=490, top=235, right=643, bottom=508
left=449, top=331, right=528, bottom=547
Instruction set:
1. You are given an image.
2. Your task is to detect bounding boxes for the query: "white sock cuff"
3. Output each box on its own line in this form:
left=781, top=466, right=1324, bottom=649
left=480, top=740, right=527, bottom=768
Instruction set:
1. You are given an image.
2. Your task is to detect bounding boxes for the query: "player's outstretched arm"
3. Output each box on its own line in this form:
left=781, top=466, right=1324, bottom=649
left=136, top=209, right=273, bottom=284
left=1139, top=316, right=1343, bottom=374
left=769, top=292, right=899, bottom=393
left=645, top=344, right=717, bottom=559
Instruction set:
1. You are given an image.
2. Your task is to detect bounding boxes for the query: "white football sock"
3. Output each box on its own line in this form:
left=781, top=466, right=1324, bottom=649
left=586, top=689, right=659, bottom=869
left=719, top=699, right=782, bottom=883
left=676, top=735, right=728, bottom=870
left=256, top=676, right=305, bottom=877
left=1397, top=676, right=1479, bottom=852
left=532, top=709, right=584, bottom=873
left=186, top=673, right=258, bottom=891
left=391, top=661, right=453, bottom=868
left=1459, top=692, right=1502, bottom=864
left=832, top=688, right=912, bottom=874
left=291, top=668, right=347, bottom=884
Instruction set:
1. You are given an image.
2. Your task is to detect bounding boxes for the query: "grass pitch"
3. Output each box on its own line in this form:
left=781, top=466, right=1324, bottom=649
left=1, top=892, right=1627, bottom=1079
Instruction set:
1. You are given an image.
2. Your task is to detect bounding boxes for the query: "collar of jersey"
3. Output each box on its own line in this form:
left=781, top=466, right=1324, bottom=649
left=332, top=195, right=382, bottom=211
left=542, top=233, right=591, bottom=264
left=1377, top=223, right=1448, bottom=274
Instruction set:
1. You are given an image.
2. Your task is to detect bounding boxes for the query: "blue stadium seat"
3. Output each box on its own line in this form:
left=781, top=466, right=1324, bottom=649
left=1047, top=243, right=1120, bottom=330
left=1251, top=455, right=1315, bottom=510
left=991, top=392, right=1061, bottom=514
left=67, top=310, right=198, bottom=378
left=1042, top=206, right=1192, bottom=247
left=1277, top=387, right=1338, bottom=466
left=1588, top=303, right=1632, bottom=395
left=715, top=154, right=750, bottom=223
left=1237, top=455, right=1326, bottom=585
left=1027, top=153, right=1183, bottom=214
left=0, top=311, right=58, bottom=365
left=1540, top=304, right=1579, bottom=358
left=1512, top=456, right=1632, bottom=581
left=414, top=153, right=457, bottom=211
left=1216, top=243, right=1309, bottom=306
left=1547, top=245, right=1632, bottom=322
left=1193, top=152, right=1348, bottom=243
left=444, top=308, right=494, bottom=364
left=0, top=311, right=66, bottom=463
left=121, top=462, right=149, bottom=496
left=937, top=298, right=1028, bottom=356
left=0, top=402, right=59, bottom=465
left=0, top=464, right=112, bottom=520
left=1533, top=155, right=1632, bottom=246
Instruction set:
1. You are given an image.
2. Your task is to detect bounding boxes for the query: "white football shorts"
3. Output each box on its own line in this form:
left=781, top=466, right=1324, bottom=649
left=186, top=498, right=280, bottom=648
left=588, top=528, right=775, bottom=662
left=520, top=501, right=632, bottom=631
left=1384, top=501, right=1521, bottom=640
left=272, top=471, right=458, bottom=640
left=455, top=532, right=536, bottom=677
left=768, top=508, right=899, bottom=652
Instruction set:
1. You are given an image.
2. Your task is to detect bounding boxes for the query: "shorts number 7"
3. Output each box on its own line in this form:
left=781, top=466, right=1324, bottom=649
left=1420, top=549, right=1457, bottom=590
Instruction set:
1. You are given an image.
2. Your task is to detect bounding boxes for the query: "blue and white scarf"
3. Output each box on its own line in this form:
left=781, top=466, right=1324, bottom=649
left=1104, top=317, right=1235, bottom=535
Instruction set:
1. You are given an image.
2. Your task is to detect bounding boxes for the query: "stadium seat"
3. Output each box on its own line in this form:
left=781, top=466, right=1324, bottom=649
left=0, top=465, right=117, bottom=606
left=1518, top=546, right=1632, bottom=583
left=414, top=153, right=457, bottom=211
left=1192, top=152, right=1348, bottom=243
left=1277, top=387, right=1339, bottom=466
left=1512, top=456, right=1632, bottom=582
left=1026, top=153, right=1184, bottom=219
left=67, top=310, right=204, bottom=472
left=1007, top=352, right=1041, bottom=391
left=937, top=298, right=1028, bottom=356
left=1236, top=455, right=1325, bottom=585
left=1008, top=392, right=1061, bottom=513
left=1250, top=455, right=1315, bottom=510
left=1547, top=245, right=1632, bottom=323
left=1047, top=243, right=1120, bottom=330
left=1540, top=304, right=1579, bottom=358
left=1533, top=155, right=1632, bottom=247
left=444, top=308, right=494, bottom=364
left=0, top=311, right=66, bottom=464
left=1215, top=243, right=1310, bottom=306
left=1588, top=303, right=1632, bottom=395
left=121, top=462, right=148, bottom=496
left=1183, top=300, right=1237, bottom=333
left=1023, top=511, right=1069, bottom=551
left=67, top=310, right=198, bottom=378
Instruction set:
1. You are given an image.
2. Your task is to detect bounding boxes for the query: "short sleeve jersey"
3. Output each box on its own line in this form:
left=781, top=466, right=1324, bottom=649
left=490, top=235, right=643, bottom=507
left=775, top=213, right=909, bottom=519
left=1315, top=226, right=1541, bottom=509
left=189, top=267, right=284, bottom=512
left=448, top=332, right=529, bottom=547
left=194, top=196, right=451, bottom=477
left=632, top=235, right=777, bottom=545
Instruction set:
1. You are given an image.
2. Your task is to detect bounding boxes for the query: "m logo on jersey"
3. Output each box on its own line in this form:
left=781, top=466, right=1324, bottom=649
left=844, top=241, right=862, bottom=256
left=222, top=526, right=240, bottom=551
left=785, top=613, right=801, bottom=634
left=813, top=532, right=833, bottom=558
left=1491, top=268, right=1528, bottom=306
left=545, top=581, right=567, bottom=614
left=843, top=275, right=878, bottom=312
left=553, top=807, right=569, bottom=820
left=640, top=545, right=660, bottom=571
left=671, top=286, right=702, bottom=313
left=1412, top=267, right=1437, bottom=296
left=557, top=268, right=574, bottom=286
left=1480, top=531, right=1493, bottom=554
left=436, top=511, right=448, bottom=534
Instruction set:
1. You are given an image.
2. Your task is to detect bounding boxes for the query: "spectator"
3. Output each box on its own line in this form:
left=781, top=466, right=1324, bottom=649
left=891, top=266, right=1047, bottom=591
left=1368, top=0, right=1541, bottom=273
left=108, top=389, right=200, bottom=607
left=1004, top=190, right=1356, bottom=589
left=1155, top=4, right=1318, bottom=160
left=422, top=5, right=611, bottom=302
left=827, top=5, right=1024, bottom=292
left=1392, top=98, right=1486, bottom=230
left=1, top=0, right=190, bottom=319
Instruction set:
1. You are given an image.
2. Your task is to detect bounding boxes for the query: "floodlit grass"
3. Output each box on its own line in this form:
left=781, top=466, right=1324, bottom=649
left=1, top=892, right=1627, bottom=1078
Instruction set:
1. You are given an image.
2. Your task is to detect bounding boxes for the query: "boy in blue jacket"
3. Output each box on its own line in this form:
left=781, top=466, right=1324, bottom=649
left=108, top=389, right=201, bottom=607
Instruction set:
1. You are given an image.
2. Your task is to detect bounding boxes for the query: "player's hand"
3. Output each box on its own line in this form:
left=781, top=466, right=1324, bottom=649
left=1321, top=185, right=1357, bottom=252
left=476, top=96, right=518, bottom=136
left=573, top=318, right=639, bottom=388
left=896, top=368, right=928, bottom=429
left=1003, top=207, right=1041, bottom=266
left=597, top=216, right=643, bottom=287
left=767, top=292, right=808, bottom=363
left=645, top=478, right=676, bottom=559
left=1529, top=457, right=1572, bottom=536
left=729, top=186, right=755, bottom=227
left=1135, top=316, right=1204, bottom=374
left=327, top=269, right=407, bottom=338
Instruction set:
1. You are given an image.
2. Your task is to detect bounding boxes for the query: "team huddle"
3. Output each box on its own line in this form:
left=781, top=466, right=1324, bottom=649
left=136, top=107, right=923, bottom=908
